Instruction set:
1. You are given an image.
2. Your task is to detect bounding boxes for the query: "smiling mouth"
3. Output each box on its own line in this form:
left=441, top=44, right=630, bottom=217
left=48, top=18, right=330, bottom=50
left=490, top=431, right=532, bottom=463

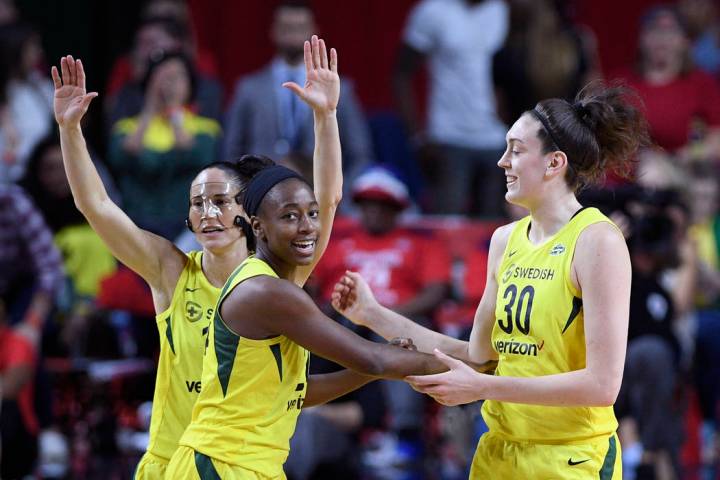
left=201, top=226, right=225, bottom=234
left=292, top=239, right=316, bottom=255
left=506, top=175, right=518, bottom=186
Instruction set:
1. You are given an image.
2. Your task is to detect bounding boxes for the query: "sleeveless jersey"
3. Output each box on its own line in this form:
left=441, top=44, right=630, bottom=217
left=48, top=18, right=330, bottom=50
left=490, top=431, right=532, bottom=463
left=148, top=251, right=220, bottom=460
left=179, top=257, right=310, bottom=476
left=481, top=208, right=619, bottom=443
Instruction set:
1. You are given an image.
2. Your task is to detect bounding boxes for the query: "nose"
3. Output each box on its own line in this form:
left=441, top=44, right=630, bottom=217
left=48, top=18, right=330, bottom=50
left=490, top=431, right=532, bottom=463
left=497, top=149, right=510, bottom=169
left=200, top=199, right=221, bottom=219
left=298, top=212, right=317, bottom=234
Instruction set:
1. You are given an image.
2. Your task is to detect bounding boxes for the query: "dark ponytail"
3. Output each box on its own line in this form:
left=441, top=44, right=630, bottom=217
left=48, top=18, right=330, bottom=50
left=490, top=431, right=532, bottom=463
left=531, top=82, right=650, bottom=191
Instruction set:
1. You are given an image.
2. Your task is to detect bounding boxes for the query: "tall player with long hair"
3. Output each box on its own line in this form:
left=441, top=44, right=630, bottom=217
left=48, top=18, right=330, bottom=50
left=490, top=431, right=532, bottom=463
left=52, top=35, right=342, bottom=479
left=334, top=85, right=649, bottom=479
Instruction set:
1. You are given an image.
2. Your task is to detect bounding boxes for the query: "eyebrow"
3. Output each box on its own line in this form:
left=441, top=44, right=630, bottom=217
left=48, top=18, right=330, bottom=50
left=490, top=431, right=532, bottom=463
left=506, top=137, right=524, bottom=144
left=279, top=201, right=319, bottom=209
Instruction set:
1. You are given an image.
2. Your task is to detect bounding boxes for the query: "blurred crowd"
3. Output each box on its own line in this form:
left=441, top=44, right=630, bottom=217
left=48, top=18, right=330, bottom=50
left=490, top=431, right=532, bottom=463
left=1, top=0, right=720, bottom=479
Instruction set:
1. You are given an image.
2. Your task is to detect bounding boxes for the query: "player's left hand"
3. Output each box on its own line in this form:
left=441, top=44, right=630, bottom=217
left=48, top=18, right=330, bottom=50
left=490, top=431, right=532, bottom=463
left=405, top=349, right=487, bottom=406
left=283, top=35, right=339, bottom=115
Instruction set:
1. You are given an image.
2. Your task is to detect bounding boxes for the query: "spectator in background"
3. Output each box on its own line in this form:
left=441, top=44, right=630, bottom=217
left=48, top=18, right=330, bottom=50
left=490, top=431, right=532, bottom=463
left=311, top=167, right=451, bottom=467
left=685, top=167, right=720, bottom=480
left=108, top=51, right=221, bottom=239
left=0, top=298, right=39, bottom=480
left=612, top=5, right=720, bottom=167
left=393, top=0, right=509, bottom=216
left=618, top=209, right=686, bottom=480
left=223, top=0, right=373, bottom=201
left=0, top=22, right=53, bottom=183
left=19, top=135, right=117, bottom=313
left=678, top=0, right=720, bottom=77
left=106, top=16, right=222, bottom=125
left=0, top=183, right=63, bottom=346
left=105, top=0, right=219, bottom=97
left=493, top=0, right=600, bottom=125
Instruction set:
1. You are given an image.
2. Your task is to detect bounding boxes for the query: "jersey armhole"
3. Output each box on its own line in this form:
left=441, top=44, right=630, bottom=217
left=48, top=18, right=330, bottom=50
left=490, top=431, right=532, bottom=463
left=155, top=252, right=193, bottom=321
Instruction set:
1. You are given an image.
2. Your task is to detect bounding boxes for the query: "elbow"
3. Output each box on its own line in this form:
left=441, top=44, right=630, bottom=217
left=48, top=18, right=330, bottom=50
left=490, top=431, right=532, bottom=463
left=592, top=377, right=622, bottom=407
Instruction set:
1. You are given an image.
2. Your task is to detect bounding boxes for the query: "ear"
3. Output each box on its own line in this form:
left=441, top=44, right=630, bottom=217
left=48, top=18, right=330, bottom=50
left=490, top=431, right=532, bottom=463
left=251, top=216, right=266, bottom=241
left=545, top=151, right=568, bottom=179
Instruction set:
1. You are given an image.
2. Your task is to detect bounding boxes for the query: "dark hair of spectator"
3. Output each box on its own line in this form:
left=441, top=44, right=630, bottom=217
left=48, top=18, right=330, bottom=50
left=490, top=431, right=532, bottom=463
left=275, top=0, right=312, bottom=12
left=0, top=22, right=38, bottom=105
left=19, top=133, right=86, bottom=232
left=531, top=82, right=651, bottom=191
left=140, top=50, right=197, bottom=103
left=136, top=15, right=188, bottom=44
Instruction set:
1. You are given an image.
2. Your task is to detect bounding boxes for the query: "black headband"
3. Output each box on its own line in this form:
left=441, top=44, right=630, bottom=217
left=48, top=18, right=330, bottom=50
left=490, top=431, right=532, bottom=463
left=243, top=165, right=305, bottom=217
left=530, top=108, right=567, bottom=154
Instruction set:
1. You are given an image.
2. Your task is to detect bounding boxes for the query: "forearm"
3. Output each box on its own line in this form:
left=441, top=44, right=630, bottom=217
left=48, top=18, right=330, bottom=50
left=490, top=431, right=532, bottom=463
left=312, top=110, right=342, bottom=208
left=481, top=368, right=619, bottom=407
left=363, top=303, right=469, bottom=359
left=59, top=126, right=112, bottom=212
left=303, top=370, right=373, bottom=407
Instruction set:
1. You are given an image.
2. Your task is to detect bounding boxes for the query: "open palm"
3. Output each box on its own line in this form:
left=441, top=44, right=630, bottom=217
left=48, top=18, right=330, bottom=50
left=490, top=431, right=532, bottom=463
left=52, top=55, right=98, bottom=127
left=284, top=35, right=339, bottom=115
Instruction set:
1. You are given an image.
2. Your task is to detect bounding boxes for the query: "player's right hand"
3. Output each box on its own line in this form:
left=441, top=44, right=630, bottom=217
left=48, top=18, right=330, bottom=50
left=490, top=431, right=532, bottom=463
left=52, top=55, right=98, bottom=128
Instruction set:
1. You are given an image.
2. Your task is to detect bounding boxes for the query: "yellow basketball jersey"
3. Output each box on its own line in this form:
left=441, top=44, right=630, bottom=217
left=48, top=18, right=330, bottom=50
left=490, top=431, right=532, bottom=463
left=147, top=251, right=220, bottom=460
left=179, top=257, right=310, bottom=476
left=482, top=207, right=619, bottom=443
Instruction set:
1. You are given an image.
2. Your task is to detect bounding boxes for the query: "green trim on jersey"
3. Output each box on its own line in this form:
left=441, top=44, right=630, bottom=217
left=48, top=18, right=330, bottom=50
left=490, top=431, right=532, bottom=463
left=270, top=344, right=283, bottom=382
left=599, top=435, right=617, bottom=479
left=214, top=315, right=240, bottom=397
left=562, top=297, right=583, bottom=334
left=165, top=316, right=176, bottom=355
left=194, top=451, right=221, bottom=480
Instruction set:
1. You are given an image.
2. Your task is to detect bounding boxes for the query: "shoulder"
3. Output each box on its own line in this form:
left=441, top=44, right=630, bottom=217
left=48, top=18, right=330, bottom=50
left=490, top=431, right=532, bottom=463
left=486, top=221, right=519, bottom=270
left=574, top=221, right=628, bottom=267
left=686, top=68, right=720, bottom=88
left=489, top=221, right=518, bottom=252
left=222, top=275, right=309, bottom=315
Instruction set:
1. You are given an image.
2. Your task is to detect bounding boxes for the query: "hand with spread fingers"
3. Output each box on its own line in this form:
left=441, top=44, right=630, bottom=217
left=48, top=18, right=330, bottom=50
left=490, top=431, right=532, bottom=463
left=331, top=270, right=379, bottom=327
left=406, top=349, right=495, bottom=406
left=283, top=35, right=339, bottom=115
left=52, top=55, right=98, bottom=128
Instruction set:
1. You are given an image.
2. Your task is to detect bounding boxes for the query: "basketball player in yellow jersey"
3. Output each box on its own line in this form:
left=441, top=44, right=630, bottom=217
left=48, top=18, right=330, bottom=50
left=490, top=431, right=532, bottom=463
left=51, top=35, right=342, bottom=480
left=165, top=164, right=492, bottom=479
left=333, top=84, right=651, bottom=479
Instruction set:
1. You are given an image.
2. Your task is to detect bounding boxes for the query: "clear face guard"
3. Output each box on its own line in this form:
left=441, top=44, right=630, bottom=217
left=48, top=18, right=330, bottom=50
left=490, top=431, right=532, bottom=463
left=189, top=182, right=237, bottom=218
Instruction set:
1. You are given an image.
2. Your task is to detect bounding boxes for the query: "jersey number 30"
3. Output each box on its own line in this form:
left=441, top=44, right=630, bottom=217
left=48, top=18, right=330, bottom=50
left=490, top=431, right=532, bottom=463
left=498, top=284, right=535, bottom=335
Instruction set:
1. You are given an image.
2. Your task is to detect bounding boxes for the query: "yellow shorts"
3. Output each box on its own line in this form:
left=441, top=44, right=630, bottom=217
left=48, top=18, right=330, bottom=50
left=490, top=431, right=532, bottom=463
left=133, top=451, right=168, bottom=480
left=166, top=446, right=286, bottom=480
left=469, top=432, right=622, bottom=479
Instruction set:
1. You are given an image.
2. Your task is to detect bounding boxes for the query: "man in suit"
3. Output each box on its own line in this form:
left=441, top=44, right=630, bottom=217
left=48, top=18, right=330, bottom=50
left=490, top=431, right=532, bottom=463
left=223, top=0, right=373, bottom=202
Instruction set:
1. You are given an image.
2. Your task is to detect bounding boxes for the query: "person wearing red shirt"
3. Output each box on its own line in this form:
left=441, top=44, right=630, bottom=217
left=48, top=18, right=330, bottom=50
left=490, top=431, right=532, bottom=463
left=312, top=166, right=451, bottom=462
left=612, top=6, right=720, bottom=164
left=0, top=299, right=39, bottom=480
left=313, top=167, right=450, bottom=318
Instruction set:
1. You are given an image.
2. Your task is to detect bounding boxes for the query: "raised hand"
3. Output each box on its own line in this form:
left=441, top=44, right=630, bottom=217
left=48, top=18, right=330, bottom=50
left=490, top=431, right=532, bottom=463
left=283, top=35, right=339, bottom=115
left=52, top=55, right=98, bottom=128
left=331, top=271, right=379, bottom=325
